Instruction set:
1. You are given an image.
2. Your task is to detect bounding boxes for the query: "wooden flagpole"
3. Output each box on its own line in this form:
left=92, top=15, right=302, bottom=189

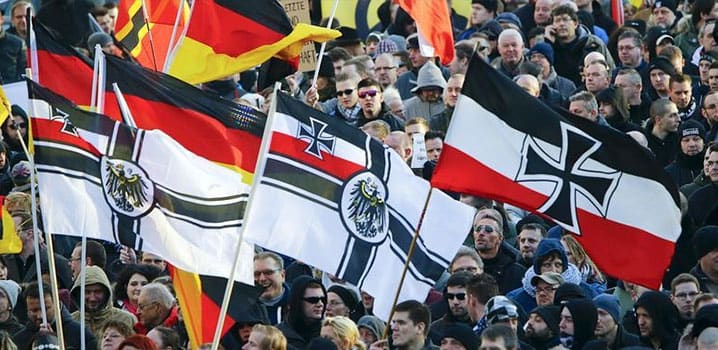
left=380, top=188, right=435, bottom=341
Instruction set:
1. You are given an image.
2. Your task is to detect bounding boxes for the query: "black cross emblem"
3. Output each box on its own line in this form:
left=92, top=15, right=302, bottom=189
left=49, top=107, right=78, bottom=136
left=516, top=123, right=620, bottom=233
left=297, top=118, right=336, bottom=159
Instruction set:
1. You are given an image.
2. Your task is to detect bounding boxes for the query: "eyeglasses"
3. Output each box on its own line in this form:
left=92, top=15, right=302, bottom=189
left=336, top=89, right=354, bottom=97
left=618, top=45, right=637, bottom=51
left=445, top=292, right=466, bottom=300
left=474, top=225, right=496, bottom=233
left=674, top=291, right=700, bottom=300
left=535, top=286, right=558, bottom=294
left=254, top=269, right=279, bottom=278
left=358, top=89, right=378, bottom=99
left=138, top=301, right=158, bottom=311
left=303, top=296, right=327, bottom=304
left=553, top=16, right=574, bottom=23
left=704, top=103, right=717, bottom=110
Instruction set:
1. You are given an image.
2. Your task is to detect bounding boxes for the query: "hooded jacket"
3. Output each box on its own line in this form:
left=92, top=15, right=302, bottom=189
left=70, top=265, right=136, bottom=336
left=404, top=63, right=447, bottom=120
left=562, top=299, right=597, bottom=350
left=277, top=276, right=327, bottom=349
left=552, top=24, right=614, bottom=85
left=634, top=291, right=680, bottom=350
left=665, top=149, right=705, bottom=187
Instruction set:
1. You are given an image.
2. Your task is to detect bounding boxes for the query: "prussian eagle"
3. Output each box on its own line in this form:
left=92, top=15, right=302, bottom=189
left=347, top=178, right=386, bottom=238
left=105, top=162, right=149, bottom=212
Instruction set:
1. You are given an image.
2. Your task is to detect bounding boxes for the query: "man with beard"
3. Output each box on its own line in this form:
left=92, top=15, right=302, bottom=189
left=670, top=74, right=702, bottom=122
left=429, top=272, right=474, bottom=345
left=559, top=299, right=597, bottom=350
left=254, top=252, right=290, bottom=325
left=524, top=305, right=561, bottom=350
left=635, top=291, right=681, bottom=350
left=670, top=274, right=702, bottom=332
left=70, top=265, right=136, bottom=336
left=666, top=120, right=707, bottom=186
left=584, top=294, right=640, bottom=349
left=278, top=276, right=326, bottom=349
left=516, top=224, right=546, bottom=268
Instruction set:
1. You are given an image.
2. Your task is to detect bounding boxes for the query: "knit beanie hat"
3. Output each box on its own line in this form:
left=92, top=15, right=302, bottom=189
left=328, top=285, right=359, bottom=313
left=528, top=43, right=555, bottom=65
left=554, top=283, right=586, bottom=305
left=532, top=304, right=561, bottom=336
left=694, top=226, right=718, bottom=259
left=473, top=0, right=498, bottom=13
left=441, top=324, right=479, bottom=350
left=678, top=119, right=706, bottom=141
left=0, top=279, right=21, bottom=309
left=376, top=39, right=399, bottom=55
left=648, top=56, right=677, bottom=76
left=593, top=294, right=621, bottom=323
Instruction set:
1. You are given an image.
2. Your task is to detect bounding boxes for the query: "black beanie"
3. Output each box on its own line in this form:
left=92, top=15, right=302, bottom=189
left=692, top=304, right=718, bottom=338
left=328, top=285, right=359, bottom=312
left=441, top=324, right=479, bottom=350
left=307, top=337, right=338, bottom=350
left=693, top=225, right=718, bottom=259
left=554, top=283, right=586, bottom=305
left=678, top=119, right=706, bottom=141
left=532, top=305, right=561, bottom=336
left=648, top=57, right=677, bottom=76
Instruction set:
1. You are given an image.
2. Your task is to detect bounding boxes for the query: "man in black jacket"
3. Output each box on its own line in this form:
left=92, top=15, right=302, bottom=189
left=634, top=291, right=681, bottom=350
left=13, top=282, right=97, bottom=350
left=588, top=294, right=640, bottom=349
left=0, top=10, right=25, bottom=84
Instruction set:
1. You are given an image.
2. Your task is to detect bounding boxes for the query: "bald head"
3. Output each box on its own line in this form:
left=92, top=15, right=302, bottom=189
left=384, top=131, right=412, bottom=161
left=515, top=75, right=540, bottom=97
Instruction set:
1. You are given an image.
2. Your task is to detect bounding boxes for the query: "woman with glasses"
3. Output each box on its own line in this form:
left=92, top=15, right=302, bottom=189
left=100, top=319, right=136, bottom=350
left=114, top=264, right=161, bottom=318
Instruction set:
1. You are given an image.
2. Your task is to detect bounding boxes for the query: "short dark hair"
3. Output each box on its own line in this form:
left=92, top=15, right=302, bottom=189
left=91, top=6, right=109, bottom=17
left=670, top=73, right=693, bottom=87
left=151, top=326, right=181, bottom=350
left=394, top=300, right=431, bottom=335
left=551, top=5, right=578, bottom=23
left=617, top=29, right=642, bottom=48
left=671, top=273, right=700, bottom=293
left=446, top=271, right=474, bottom=289
left=424, top=130, right=444, bottom=142
left=327, top=47, right=352, bottom=63
left=357, top=78, right=383, bottom=92
left=24, top=282, right=52, bottom=301
left=482, top=324, right=518, bottom=349
left=519, top=223, right=547, bottom=237
left=455, top=41, right=475, bottom=61
left=466, top=273, right=498, bottom=304
left=74, top=240, right=107, bottom=269
left=114, top=264, right=162, bottom=301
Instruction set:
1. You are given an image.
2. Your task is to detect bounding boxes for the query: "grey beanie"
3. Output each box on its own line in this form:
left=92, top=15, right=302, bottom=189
left=0, top=279, right=21, bottom=309
left=357, top=315, right=386, bottom=340
left=411, top=62, right=447, bottom=93
left=87, top=32, right=113, bottom=51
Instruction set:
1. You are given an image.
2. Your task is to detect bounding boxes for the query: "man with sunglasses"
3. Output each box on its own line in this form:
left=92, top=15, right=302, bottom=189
left=278, top=275, right=327, bottom=350
left=429, top=272, right=474, bottom=345
left=310, top=73, right=363, bottom=127
left=356, top=78, right=405, bottom=132
left=472, top=212, right=526, bottom=294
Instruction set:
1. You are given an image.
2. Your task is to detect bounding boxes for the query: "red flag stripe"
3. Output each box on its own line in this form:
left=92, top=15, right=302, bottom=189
left=31, top=119, right=102, bottom=157
left=269, top=131, right=363, bottom=181
left=435, top=144, right=674, bottom=288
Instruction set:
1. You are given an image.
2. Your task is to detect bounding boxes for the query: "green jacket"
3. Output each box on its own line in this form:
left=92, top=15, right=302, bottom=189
left=70, top=265, right=136, bottom=336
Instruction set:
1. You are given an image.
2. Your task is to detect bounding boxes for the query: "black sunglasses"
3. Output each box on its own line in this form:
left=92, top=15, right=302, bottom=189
left=445, top=292, right=466, bottom=300
left=336, top=89, right=354, bottom=97
left=303, top=296, right=326, bottom=304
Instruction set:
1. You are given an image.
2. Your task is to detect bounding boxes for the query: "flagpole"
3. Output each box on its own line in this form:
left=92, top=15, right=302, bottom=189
left=112, top=83, right=137, bottom=127
left=28, top=14, right=39, bottom=83
left=79, top=235, right=87, bottom=350
left=19, top=72, right=66, bottom=349
left=381, top=188, right=434, bottom=339
left=163, top=0, right=196, bottom=74
left=164, top=0, right=186, bottom=73
left=91, top=45, right=100, bottom=112
left=140, top=0, right=160, bottom=71
left=310, top=0, right=339, bottom=87
left=209, top=82, right=282, bottom=350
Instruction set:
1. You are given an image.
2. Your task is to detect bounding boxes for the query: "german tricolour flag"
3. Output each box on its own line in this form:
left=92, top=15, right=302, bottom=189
left=167, top=0, right=340, bottom=84
left=0, top=196, right=21, bottom=254
left=114, top=0, right=190, bottom=70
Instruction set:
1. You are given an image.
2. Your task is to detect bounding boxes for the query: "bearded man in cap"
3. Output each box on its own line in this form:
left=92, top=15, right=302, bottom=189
left=525, top=305, right=561, bottom=350
left=403, top=62, right=447, bottom=121
left=439, top=324, right=479, bottom=350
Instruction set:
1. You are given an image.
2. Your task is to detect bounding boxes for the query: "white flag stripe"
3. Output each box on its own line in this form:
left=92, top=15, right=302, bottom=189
left=274, top=112, right=367, bottom=166
left=448, top=94, right=681, bottom=241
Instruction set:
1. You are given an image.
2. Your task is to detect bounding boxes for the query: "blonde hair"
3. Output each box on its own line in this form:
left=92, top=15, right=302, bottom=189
left=322, top=316, right=366, bottom=350
left=4, top=192, right=30, bottom=215
left=561, top=235, right=605, bottom=283
left=252, top=324, right=287, bottom=350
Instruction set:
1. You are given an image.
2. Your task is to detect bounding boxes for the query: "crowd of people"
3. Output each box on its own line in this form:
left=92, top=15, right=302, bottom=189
left=0, top=0, right=718, bottom=349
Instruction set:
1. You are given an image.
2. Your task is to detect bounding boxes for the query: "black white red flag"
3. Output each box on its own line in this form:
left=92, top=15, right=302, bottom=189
left=243, top=93, right=475, bottom=319
left=431, top=56, right=681, bottom=288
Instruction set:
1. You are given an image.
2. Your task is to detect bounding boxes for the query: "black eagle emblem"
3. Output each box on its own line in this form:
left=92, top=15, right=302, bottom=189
left=347, top=178, right=386, bottom=238
left=104, top=162, right=149, bottom=212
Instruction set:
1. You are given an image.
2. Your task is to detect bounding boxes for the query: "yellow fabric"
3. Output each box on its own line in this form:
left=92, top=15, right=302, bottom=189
left=168, top=23, right=340, bottom=84
left=0, top=86, right=9, bottom=128
left=0, top=204, right=21, bottom=254
left=171, top=267, right=203, bottom=348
